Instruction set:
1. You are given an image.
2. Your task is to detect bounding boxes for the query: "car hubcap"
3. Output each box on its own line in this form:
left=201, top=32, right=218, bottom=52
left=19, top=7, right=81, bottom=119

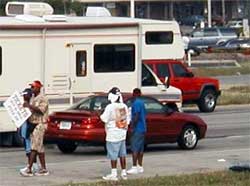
left=205, top=94, right=215, bottom=108
left=184, top=129, right=197, bottom=148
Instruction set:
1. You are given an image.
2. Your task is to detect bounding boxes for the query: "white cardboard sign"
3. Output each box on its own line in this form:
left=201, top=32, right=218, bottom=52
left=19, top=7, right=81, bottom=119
left=3, top=91, right=32, bottom=128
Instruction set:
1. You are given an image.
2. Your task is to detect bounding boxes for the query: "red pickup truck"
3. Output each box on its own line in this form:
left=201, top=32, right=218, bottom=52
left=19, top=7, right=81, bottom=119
left=144, top=60, right=221, bottom=112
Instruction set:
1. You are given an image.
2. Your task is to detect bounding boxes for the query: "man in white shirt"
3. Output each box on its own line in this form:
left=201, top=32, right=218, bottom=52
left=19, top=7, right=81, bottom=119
left=100, top=87, right=130, bottom=181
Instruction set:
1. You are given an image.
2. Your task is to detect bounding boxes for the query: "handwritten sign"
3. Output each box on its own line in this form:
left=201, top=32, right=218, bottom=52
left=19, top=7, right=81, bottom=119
left=3, top=91, right=32, bottom=128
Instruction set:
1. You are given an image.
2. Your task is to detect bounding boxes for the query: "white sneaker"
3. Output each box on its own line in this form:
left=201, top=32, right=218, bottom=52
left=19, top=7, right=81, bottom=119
left=121, top=173, right=128, bottom=180
left=20, top=169, right=33, bottom=177
left=102, top=174, right=118, bottom=181
left=137, top=166, right=144, bottom=173
left=127, top=166, right=138, bottom=174
left=20, top=166, right=28, bottom=173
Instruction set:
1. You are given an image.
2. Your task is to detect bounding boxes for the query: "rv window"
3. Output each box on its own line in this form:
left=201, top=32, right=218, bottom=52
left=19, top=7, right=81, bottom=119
left=76, top=51, right=86, bottom=76
left=0, top=47, right=2, bottom=76
left=146, top=31, right=173, bottom=44
left=94, top=44, right=135, bottom=72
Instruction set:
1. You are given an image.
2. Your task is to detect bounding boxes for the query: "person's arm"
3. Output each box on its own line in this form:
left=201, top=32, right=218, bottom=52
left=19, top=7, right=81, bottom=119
left=23, top=98, right=48, bottom=115
left=130, top=112, right=139, bottom=129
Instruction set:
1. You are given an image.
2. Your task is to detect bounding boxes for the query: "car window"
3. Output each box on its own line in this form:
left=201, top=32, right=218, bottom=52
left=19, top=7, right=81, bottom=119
left=156, top=63, right=170, bottom=78
left=125, top=97, right=165, bottom=114
left=143, top=97, right=165, bottom=113
left=73, top=96, right=109, bottom=111
left=204, top=28, right=218, bottom=37
left=172, top=63, right=188, bottom=77
left=192, top=30, right=204, bottom=37
left=219, top=28, right=236, bottom=36
left=77, top=98, right=92, bottom=110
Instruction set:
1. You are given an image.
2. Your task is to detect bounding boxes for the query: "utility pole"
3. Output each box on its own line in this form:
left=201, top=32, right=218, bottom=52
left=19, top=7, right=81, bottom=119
left=130, top=0, right=135, bottom=18
left=207, top=0, right=212, bottom=27
left=222, top=0, right=225, bottom=25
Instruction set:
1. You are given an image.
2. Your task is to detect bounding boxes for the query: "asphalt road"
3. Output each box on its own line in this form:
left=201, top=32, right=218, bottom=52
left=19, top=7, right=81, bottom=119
left=0, top=105, right=249, bottom=186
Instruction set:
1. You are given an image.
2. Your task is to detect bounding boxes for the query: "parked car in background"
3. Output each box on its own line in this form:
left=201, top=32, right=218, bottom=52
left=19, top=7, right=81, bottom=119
left=45, top=94, right=207, bottom=153
left=188, top=27, right=238, bottom=49
left=143, top=60, right=221, bottom=112
left=207, top=38, right=250, bottom=52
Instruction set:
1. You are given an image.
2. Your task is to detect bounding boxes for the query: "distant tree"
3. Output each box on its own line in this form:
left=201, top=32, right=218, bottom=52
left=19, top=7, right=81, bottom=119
left=70, top=1, right=83, bottom=16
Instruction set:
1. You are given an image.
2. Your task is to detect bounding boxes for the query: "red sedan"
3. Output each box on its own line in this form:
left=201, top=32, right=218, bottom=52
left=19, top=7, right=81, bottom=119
left=45, top=94, right=207, bottom=153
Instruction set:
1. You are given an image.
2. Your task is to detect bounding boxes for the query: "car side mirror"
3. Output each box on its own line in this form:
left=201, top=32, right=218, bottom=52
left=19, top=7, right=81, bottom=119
left=187, top=72, right=194, bottom=77
left=165, top=76, right=170, bottom=88
left=163, top=105, right=174, bottom=115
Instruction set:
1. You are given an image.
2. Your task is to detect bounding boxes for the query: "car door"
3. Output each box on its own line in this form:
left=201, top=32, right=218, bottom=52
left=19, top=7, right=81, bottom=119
left=70, top=44, right=92, bottom=103
left=169, top=62, right=199, bottom=101
left=189, top=29, right=205, bottom=48
left=126, top=97, right=172, bottom=144
left=203, top=28, right=219, bottom=46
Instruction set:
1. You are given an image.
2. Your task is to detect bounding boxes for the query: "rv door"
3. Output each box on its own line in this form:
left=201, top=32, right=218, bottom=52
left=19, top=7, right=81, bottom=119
left=70, top=44, right=92, bottom=103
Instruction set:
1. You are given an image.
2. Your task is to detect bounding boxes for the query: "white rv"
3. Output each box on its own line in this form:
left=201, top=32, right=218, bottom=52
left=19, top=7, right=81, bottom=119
left=0, top=2, right=185, bottom=145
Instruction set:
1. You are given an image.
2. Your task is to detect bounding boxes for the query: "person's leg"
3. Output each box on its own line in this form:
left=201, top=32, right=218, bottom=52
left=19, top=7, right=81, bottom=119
left=111, top=160, right=117, bottom=169
left=38, top=152, right=46, bottom=170
left=138, top=152, right=144, bottom=167
left=103, top=142, right=118, bottom=180
left=120, top=156, right=126, bottom=169
left=132, top=152, right=138, bottom=166
left=28, top=150, right=37, bottom=171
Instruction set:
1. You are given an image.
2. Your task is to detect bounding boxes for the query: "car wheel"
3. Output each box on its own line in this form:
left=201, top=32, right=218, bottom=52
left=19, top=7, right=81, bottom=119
left=198, top=89, right=217, bottom=112
left=178, top=125, right=198, bottom=150
left=57, top=140, right=77, bottom=154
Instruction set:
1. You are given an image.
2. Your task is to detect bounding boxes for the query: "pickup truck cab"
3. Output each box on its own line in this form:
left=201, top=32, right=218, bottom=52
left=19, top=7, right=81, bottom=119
left=144, top=60, right=221, bottom=112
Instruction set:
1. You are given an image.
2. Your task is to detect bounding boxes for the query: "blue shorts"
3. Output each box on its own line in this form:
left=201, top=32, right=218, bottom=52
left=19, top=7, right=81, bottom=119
left=130, top=132, right=145, bottom=153
left=106, top=140, right=127, bottom=160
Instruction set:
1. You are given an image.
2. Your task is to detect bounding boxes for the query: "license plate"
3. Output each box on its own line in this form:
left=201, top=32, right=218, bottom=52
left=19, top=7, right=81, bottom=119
left=59, top=121, right=72, bottom=130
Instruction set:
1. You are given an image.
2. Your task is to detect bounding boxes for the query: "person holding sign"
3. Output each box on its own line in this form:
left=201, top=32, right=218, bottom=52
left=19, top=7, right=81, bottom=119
left=20, top=80, right=49, bottom=177
left=19, top=88, right=38, bottom=173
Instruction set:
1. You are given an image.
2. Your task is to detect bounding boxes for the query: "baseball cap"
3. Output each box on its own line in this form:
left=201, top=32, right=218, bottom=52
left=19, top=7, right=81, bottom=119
left=29, top=80, right=43, bottom=88
left=108, top=87, right=123, bottom=103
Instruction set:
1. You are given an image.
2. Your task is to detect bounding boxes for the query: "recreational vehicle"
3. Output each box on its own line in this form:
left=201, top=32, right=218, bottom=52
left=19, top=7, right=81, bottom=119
left=0, top=2, right=185, bottom=145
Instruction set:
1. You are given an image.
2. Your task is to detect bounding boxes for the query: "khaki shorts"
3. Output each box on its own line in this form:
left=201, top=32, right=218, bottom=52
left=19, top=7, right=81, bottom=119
left=30, top=123, right=47, bottom=153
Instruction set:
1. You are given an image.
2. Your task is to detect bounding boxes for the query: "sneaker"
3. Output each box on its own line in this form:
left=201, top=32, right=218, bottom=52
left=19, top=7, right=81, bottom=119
left=34, top=169, right=49, bottom=176
left=137, top=166, right=144, bottom=173
left=20, top=169, right=33, bottom=177
left=127, top=166, right=138, bottom=174
left=19, top=166, right=28, bottom=173
left=102, top=174, right=118, bottom=181
left=121, top=173, right=128, bottom=180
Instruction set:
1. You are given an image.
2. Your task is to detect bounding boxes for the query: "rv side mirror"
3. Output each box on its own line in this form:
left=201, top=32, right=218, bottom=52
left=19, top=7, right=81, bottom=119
left=165, top=76, right=170, bottom=88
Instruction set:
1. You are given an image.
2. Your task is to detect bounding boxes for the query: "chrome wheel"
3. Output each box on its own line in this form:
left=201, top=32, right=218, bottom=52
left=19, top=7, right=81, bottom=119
left=178, top=125, right=199, bottom=150
left=183, top=128, right=197, bottom=148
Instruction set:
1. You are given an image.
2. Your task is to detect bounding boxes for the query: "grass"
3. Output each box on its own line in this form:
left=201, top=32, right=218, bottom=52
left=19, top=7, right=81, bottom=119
left=191, top=61, right=250, bottom=76
left=218, top=85, right=250, bottom=105
left=61, top=171, right=250, bottom=186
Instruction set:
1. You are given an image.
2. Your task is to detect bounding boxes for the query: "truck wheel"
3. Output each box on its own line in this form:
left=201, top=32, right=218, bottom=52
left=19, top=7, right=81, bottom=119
left=198, top=89, right=217, bottom=112
left=177, top=125, right=198, bottom=150
left=57, top=140, right=77, bottom=154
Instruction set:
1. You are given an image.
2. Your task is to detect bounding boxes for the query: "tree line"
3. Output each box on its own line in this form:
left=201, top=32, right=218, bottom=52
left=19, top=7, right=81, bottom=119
left=0, top=0, right=84, bottom=16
